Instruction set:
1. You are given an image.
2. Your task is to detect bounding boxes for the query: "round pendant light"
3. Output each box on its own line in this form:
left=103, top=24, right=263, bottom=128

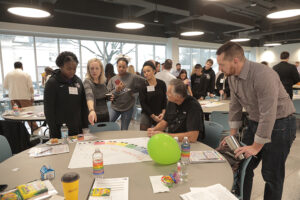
left=8, top=7, right=51, bottom=18
left=230, top=38, right=250, bottom=42
left=116, top=22, right=145, bottom=29
left=267, top=9, right=300, bottom=19
left=264, top=43, right=282, bottom=47
left=180, top=31, right=204, bottom=36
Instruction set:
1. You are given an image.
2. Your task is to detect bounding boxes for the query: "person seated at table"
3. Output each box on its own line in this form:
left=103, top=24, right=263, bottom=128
left=147, top=79, right=205, bottom=142
left=215, top=72, right=230, bottom=99
left=84, top=58, right=109, bottom=125
left=44, top=51, right=89, bottom=138
left=139, top=61, right=167, bottom=131
left=191, top=64, right=207, bottom=100
left=178, top=69, right=193, bottom=96
left=107, top=57, right=145, bottom=130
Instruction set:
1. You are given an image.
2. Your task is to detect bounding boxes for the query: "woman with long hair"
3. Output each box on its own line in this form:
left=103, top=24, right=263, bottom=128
left=178, top=69, right=193, bottom=96
left=83, top=58, right=109, bottom=124
left=105, top=63, right=116, bottom=85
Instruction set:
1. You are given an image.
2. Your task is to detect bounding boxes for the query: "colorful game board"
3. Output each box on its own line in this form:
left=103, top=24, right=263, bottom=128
left=68, top=137, right=151, bottom=169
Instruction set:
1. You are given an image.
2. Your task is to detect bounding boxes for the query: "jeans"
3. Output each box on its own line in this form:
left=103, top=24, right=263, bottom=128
left=242, top=115, right=296, bottom=200
left=109, top=107, right=134, bottom=130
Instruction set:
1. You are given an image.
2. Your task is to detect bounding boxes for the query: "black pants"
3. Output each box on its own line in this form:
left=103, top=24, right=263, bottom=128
left=242, top=115, right=296, bottom=200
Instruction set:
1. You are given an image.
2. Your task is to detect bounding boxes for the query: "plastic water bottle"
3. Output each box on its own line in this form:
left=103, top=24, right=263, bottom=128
left=93, top=148, right=104, bottom=178
left=60, top=123, right=68, bottom=144
left=3, top=101, right=9, bottom=111
left=12, top=103, right=19, bottom=116
left=181, top=137, right=190, bottom=164
left=181, top=162, right=188, bottom=182
left=174, top=136, right=179, bottom=147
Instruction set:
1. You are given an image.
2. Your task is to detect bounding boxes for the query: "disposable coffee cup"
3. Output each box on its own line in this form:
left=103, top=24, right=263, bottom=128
left=105, top=93, right=112, bottom=101
left=225, top=136, right=245, bottom=160
left=61, top=172, right=80, bottom=200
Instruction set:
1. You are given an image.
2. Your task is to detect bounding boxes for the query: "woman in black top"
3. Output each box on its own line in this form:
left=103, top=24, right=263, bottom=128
left=139, top=61, right=167, bottom=130
left=44, top=51, right=89, bottom=138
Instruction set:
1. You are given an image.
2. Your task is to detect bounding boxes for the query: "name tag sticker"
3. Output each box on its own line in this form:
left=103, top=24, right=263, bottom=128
left=69, top=87, right=78, bottom=95
left=147, top=86, right=155, bottom=92
left=220, top=79, right=224, bottom=83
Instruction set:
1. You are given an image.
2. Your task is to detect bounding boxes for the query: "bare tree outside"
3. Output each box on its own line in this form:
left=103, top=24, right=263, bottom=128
left=70, top=40, right=135, bottom=64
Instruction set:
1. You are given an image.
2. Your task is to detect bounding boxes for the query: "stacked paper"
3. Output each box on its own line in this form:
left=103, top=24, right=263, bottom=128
left=180, top=184, right=238, bottom=200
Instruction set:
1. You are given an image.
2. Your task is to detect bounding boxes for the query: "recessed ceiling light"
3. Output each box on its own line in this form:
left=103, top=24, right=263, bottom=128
left=8, top=7, right=50, bottom=18
left=180, top=31, right=204, bottom=36
left=230, top=38, right=250, bottom=42
left=116, top=22, right=145, bottom=29
left=264, top=43, right=282, bottom=47
left=267, top=9, right=300, bottom=19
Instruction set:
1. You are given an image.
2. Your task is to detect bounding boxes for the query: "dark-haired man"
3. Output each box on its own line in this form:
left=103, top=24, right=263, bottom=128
left=4, top=61, right=38, bottom=132
left=147, top=79, right=204, bottom=142
left=273, top=51, right=300, bottom=99
left=172, top=63, right=181, bottom=77
left=217, top=42, right=296, bottom=200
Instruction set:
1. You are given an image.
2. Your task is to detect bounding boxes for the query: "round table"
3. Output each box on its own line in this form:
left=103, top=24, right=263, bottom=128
left=0, top=131, right=234, bottom=200
left=2, top=105, right=45, bottom=121
left=199, top=100, right=231, bottom=113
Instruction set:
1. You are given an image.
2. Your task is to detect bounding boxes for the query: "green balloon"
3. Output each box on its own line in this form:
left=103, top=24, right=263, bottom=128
left=147, top=133, right=181, bottom=165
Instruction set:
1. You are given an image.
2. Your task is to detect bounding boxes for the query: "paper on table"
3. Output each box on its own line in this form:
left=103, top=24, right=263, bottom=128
left=68, top=137, right=151, bottom=168
left=88, top=177, right=129, bottom=200
left=180, top=184, right=238, bottom=200
left=49, top=195, right=64, bottom=200
left=149, top=175, right=170, bottom=193
left=202, top=102, right=225, bottom=108
left=29, top=144, right=69, bottom=157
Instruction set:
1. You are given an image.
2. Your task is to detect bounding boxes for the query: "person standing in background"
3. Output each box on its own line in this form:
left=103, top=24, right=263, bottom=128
left=295, top=61, right=300, bottom=75
left=155, top=61, right=161, bottom=74
left=202, top=59, right=216, bottom=97
left=84, top=58, right=109, bottom=125
left=3, top=61, right=38, bottom=132
left=272, top=51, right=300, bottom=99
left=191, top=64, right=207, bottom=100
left=155, top=59, right=176, bottom=88
left=44, top=51, right=88, bottom=138
left=172, top=63, right=182, bottom=77
left=215, top=72, right=230, bottom=99
left=105, top=63, right=116, bottom=86
left=128, top=65, right=135, bottom=74
left=177, top=69, right=193, bottom=96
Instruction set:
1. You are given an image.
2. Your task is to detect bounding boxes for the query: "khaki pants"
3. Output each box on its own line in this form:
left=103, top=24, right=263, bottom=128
left=11, top=99, right=39, bottom=133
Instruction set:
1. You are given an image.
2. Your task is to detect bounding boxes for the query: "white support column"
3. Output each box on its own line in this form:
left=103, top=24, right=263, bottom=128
left=166, top=37, right=179, bottom=70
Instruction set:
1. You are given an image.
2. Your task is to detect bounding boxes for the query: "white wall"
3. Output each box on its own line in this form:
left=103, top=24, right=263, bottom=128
left=257, top=43, right=300, bottom=67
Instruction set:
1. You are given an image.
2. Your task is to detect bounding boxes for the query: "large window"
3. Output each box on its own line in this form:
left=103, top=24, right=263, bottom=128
left=0, top=34, right=166, bottom=97
left=179, top=47, right=191, bottom=76
left=1, top=35, right=36, bottom=94
left=35, top=37, right=58, bottom=92
left=137, top=44, right=154, bottom=73
left=179, top=47, right=220, bottom=76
